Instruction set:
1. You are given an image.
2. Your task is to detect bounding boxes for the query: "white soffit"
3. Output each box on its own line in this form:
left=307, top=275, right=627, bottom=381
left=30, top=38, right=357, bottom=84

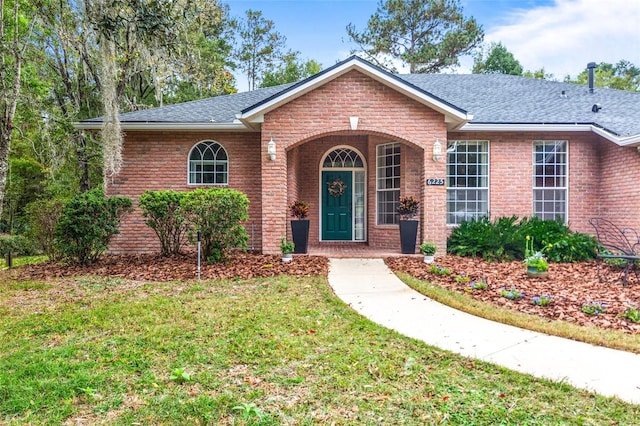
left=237, top=58, right=472, bottom=126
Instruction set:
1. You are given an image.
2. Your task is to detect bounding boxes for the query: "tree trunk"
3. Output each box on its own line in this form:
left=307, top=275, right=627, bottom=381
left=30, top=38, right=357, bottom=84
left=0, top=126, right=10, bottom=221
left=76, top=132, right=91, bottom=192
left=0, top=0, right=26, bottom=220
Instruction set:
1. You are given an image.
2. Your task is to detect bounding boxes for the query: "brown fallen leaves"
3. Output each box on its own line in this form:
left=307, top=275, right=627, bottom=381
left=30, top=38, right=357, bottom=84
left=385, top=256, right=640, bottom=334
left=8, top=252, right=328, bottom=282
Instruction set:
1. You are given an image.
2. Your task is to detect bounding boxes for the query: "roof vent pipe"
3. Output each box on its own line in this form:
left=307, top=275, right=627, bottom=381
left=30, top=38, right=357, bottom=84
left=587, top=62, right=596, bottom=94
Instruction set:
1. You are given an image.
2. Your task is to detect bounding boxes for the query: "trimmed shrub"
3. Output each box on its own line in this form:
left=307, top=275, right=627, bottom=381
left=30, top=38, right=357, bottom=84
left=180, top=187, right=249, bottom=263
left=55, top=189, right=132, bottom=265
left=23, top=198, right=67, bottom=261
left=138, top=190, right=188, bottom=256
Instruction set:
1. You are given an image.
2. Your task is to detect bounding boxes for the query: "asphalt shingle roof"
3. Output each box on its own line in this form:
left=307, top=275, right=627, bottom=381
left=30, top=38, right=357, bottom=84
left=81, top=61, right=640, bottom=139
left=401, top=73, right=640, bottom=137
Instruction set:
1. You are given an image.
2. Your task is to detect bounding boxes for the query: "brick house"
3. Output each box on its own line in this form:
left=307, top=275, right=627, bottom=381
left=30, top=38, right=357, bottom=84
left=78, top=57, right=640, bottom=255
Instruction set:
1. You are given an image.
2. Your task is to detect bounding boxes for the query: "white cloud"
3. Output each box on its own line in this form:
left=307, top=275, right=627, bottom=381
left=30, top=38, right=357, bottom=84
left=485, top=0, right=640, bottom=79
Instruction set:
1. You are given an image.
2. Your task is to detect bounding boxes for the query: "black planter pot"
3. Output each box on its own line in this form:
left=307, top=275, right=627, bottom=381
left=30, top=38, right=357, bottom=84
left=291, top=220, right=310, bottom=254
left=399, top=220, right=418, bottom=254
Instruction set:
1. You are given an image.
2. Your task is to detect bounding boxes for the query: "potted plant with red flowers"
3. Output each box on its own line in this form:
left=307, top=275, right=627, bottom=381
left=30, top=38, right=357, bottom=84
left=397, top=195, right=419, bottom=254
left=289, top=200, right=310, bottom=254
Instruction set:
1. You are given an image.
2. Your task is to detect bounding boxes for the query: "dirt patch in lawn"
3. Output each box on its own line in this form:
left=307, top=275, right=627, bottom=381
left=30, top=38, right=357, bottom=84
left=385, top=256, right=640, bottom=334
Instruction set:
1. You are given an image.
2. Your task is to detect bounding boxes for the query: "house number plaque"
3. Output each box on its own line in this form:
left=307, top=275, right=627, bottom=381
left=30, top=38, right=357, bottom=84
left=426, top=178, right=445, bottom=186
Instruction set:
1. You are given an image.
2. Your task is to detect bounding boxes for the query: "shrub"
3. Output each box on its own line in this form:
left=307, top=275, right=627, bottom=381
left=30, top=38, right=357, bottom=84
left=0, top=234, right=37, bottom=256
left=545, top=232, right=597, bottom=263
left=138, top=190, right=188, bottom=256
left=23, top=198, right=67, bottom=260
left=520, top=216, right=597, bottom=262
left=54, top=189, right=132, bottom=265
left=180, top=187, right=249, bottom=263
left=448, top=215, right=597, bottom=263
left=447, top=215, right=522, bottom=261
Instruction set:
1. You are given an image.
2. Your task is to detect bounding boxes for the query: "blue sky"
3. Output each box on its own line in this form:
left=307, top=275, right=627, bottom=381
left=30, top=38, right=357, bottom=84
left=226, top=0, right=640, bottom=91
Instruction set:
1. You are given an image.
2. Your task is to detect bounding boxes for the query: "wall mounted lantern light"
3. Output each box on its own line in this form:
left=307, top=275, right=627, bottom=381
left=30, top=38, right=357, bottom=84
left=432, top=139, right=443, bottom=162
left=267, top=138, right=276, bottom=161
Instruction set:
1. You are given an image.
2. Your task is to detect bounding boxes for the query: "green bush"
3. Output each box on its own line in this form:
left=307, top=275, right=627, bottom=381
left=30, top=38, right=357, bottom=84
left=447, top=215, right=597, bottom=263
left=180, top=187, right=249, bottom=263
left=447, top=216, right=523, bottom=261
left=138, top=190, right=188, bottom=256
left=23, top=198, right=67, bottom=261
left=0, top=234, right=37, bottom=256
left=545, top=232, right=597, bottom=262
left=54, top=189, right=132, bottom=265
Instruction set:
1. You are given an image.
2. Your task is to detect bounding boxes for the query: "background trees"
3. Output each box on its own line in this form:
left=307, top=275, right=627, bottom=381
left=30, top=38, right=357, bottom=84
left=234, top=9, right=286, bottom=91
left=0, top=0, right=37, bottom=223
left=566, top=60, right=640, bottom=92
left=346, top=0, right=484, bottom=73
left=472, top=42, right=523, bottom=76
left=260, top=51, right=321, bottom=87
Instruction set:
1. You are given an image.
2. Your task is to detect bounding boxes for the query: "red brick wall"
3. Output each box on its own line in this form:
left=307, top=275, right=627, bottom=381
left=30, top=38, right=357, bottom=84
left=447, top=131, right=605, bottom=234
left=597, top=139, right=640, bottom=231
left=106, top=131, right=262, bottom=253
left=261, top=70, right=448, bottom=253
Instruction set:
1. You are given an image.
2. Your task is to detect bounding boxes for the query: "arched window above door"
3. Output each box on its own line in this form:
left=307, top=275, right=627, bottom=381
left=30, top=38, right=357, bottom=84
left=322, top=147, right=364, bottom=168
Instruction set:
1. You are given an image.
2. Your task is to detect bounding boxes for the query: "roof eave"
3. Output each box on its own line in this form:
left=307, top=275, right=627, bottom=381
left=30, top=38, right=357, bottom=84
left=459, top=123, right=640, bottom=146
left=74, top=121, right=252, bottom=131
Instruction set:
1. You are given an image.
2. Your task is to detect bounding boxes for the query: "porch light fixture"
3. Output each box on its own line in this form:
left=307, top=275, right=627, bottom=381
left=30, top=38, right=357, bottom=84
left=267, top=138, right=276, bottom=161
left=432, top=139, right=443, bottom=162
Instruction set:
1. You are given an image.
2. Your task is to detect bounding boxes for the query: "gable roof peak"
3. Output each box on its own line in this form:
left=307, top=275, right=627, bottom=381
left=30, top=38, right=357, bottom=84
left=237, top=55, right=471, bottom=127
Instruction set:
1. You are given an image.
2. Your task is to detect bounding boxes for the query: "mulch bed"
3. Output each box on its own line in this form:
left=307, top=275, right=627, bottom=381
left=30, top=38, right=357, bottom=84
left=385, top=256, right=640, bottom=334
left=7, top=252, right=328, bottom=282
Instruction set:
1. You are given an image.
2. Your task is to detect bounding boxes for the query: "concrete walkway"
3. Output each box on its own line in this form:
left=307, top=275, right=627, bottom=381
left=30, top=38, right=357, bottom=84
left=328, top=258, right=640, bottom=405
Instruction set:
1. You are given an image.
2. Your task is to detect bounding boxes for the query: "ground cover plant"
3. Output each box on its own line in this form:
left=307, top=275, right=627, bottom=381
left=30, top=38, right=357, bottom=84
left=1, top=264, right=639, bottom=424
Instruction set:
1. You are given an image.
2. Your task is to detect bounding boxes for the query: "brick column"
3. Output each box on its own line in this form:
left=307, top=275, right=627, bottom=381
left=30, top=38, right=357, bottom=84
left=261, top=136, right=288, bottom=254
left=423, top=137, right=448, bottom=253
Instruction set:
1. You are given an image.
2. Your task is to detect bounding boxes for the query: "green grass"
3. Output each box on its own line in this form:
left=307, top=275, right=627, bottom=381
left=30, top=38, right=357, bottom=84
left=397, top=272, right=640, bottom=355
left=1, top=274, right=638, bottom=424
left=0, top=254, right=48, bottom=269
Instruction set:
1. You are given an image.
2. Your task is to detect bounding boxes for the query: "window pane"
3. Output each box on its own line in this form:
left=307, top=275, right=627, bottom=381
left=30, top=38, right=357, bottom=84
left=446, top=140, right=489, bottom=225
left=533, top=141, right=567, bottom=222
left=189, top=141, right=228, bottom=185
left=377, top=142, right=401, bottom=225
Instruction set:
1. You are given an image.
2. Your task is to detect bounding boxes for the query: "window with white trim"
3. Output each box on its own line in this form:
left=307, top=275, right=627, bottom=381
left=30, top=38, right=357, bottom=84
left=447, top=140, right=489, bottom=225
left=376, top=142, right=400, bottom=225
left=188, top=141, right=228, bottom=185
left=533, top=140, right=567, bottom=222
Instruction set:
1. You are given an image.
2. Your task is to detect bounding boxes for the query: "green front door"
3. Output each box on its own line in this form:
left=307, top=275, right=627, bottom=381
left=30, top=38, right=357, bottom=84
left=322, top=171, right=352, bottom=240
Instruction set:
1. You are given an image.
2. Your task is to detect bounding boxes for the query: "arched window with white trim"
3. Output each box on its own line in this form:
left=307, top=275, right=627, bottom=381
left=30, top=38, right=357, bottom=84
left=188, top=141, right=228, bottom=185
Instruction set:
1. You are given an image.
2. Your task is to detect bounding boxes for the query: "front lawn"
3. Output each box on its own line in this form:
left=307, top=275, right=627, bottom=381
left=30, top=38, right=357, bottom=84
left=1, top=273, right=638, bottom=424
